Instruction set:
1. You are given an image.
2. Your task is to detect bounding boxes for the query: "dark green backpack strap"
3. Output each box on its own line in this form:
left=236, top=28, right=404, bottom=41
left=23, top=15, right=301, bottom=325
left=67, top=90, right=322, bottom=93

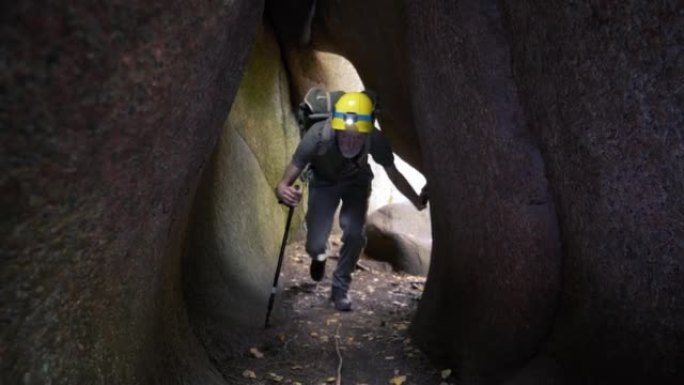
left=317, top=121, right=334, bottom=156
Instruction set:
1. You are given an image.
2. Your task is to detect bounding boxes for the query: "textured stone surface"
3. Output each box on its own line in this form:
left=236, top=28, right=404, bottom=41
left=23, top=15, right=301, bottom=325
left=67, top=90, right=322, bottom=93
left=1, top=0, right=264, bottom=383
left=403, top=3, right=562, bottom=381
left=2, top=1, right=682, bottom=384
left=365, top=203, right=432, bottom=276
left=500, top=1, right=684, bottom=382
left=183, top=22, right=302, bottom=344
left=407, top=1, right=681, bottom=383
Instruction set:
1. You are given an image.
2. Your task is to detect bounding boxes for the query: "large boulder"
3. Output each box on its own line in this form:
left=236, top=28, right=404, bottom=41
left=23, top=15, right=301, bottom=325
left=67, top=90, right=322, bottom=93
left=1, top=1, right=264, bottom=383
left=365, top=203, right=432, bottom=276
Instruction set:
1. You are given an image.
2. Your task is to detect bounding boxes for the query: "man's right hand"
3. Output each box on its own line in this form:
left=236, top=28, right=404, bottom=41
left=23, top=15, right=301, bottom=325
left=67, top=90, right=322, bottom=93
left=275, top=184, right=302, bottom=207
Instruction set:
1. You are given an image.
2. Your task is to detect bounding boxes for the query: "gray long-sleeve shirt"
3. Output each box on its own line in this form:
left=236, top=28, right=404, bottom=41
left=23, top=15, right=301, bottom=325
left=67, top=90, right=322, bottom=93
left=292, top=120, right=394, bottom=186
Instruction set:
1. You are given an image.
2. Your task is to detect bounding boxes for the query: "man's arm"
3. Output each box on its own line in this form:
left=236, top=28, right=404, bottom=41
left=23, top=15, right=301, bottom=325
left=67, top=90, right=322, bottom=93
left=275, top=163, right=303, bottom=207
left=384, top=164, right=427, bottom=211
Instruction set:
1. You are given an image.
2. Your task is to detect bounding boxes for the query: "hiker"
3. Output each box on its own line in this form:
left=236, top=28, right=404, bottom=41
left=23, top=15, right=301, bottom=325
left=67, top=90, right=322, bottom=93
left=275, top=91, right=428, bottom=311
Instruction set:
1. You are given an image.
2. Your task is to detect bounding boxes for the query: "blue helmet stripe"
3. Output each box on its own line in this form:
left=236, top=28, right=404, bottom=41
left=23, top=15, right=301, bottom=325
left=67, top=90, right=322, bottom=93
left=333, top=112, right=373, bottom=122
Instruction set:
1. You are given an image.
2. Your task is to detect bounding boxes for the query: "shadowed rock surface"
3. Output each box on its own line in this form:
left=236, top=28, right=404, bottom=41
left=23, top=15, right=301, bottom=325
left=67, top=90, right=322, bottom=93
left=1, top=1, right=264, bottom=383
left=2, top=0, right=682, bottom=384
left=502, top=3, right=683, bottom=383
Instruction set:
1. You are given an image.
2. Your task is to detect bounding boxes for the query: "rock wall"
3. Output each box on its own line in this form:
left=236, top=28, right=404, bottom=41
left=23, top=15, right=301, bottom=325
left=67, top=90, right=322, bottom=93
left=501, top=1, right=684, bottom=382
left=183, top=22, right=302, bottom=350
left=402, top=3, right=562, bottom=381
left=1, top=1, right=264, bottom=383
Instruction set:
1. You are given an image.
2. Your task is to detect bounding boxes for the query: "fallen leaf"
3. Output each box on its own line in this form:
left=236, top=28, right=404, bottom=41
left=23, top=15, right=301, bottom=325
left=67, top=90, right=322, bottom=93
left=268, top=372, right=284, bottom=382
left=249, top=347, right=264, bottom=359
left=325, top=377, right=337, bottom=383
left=242, top=370, right=257, bottom=379
left=326, top=318, right=338, bottom=326
left=394, top=323, right=409, bottom=331
left=291, top=365, right=304, bottom=370
left=389, top=375, right=407, bottom=385
left=441, top=369, right=452, bottom=379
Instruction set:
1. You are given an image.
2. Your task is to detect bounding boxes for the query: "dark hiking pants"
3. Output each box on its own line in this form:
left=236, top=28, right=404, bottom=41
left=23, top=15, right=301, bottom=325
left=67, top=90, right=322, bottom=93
left=305, top=181, right=371, bottom=293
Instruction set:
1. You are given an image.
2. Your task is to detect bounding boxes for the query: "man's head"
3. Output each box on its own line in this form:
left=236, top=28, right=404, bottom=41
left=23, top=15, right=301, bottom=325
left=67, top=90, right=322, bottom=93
left=331, top=92, right=374, bottom=158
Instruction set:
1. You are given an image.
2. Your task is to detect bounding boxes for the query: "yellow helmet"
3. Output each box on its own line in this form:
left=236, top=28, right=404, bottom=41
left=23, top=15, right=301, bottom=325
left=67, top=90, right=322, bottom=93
left=331, top=92, right=374, bottom=134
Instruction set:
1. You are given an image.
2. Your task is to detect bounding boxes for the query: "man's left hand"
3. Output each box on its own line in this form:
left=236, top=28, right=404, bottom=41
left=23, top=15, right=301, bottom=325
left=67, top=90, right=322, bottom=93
left=412, top=192, right=427, bottom=211
left=418, top=185, right=429, bottom=207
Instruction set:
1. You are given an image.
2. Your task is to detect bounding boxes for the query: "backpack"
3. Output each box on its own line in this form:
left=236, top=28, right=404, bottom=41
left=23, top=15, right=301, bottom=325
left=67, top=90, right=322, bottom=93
left=296, top=87, right=344, bottom=156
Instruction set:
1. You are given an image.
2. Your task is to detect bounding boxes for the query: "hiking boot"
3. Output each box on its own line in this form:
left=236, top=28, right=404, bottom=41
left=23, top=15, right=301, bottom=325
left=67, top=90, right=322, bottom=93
left=309, top=254, right=327, bottom=282
left=331, top=288, right=352, bottom=311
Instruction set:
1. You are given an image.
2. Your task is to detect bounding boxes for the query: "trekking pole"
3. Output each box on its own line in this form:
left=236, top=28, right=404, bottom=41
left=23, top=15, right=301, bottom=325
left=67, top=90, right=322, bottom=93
left=264, top=187, right=299, bottom=328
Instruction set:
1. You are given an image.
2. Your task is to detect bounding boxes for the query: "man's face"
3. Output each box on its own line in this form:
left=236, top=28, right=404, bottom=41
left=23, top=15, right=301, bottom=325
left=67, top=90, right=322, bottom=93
left=336, top=130, right=366, bottom=158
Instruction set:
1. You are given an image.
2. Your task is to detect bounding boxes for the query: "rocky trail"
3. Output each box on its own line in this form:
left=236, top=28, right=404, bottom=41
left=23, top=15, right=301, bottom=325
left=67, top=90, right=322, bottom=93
left=211, top=240, right=453, bottom=385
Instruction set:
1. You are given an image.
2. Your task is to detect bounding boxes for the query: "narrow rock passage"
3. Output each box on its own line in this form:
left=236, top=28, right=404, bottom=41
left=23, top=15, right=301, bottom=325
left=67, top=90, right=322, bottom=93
left=213, top=238, right=450, bottom=385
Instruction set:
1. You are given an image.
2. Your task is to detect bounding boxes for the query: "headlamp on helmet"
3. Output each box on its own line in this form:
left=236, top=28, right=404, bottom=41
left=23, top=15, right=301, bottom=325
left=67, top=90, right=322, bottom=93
left=331, top=92, right=374, bottom=134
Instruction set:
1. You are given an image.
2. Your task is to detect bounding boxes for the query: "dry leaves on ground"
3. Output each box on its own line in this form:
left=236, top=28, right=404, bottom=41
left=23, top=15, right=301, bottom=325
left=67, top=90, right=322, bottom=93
left=241, top=369, right=256, bottom=379
left=249, top=347, right=264, bottom=358
left=441, top=369, right=452, bottom=379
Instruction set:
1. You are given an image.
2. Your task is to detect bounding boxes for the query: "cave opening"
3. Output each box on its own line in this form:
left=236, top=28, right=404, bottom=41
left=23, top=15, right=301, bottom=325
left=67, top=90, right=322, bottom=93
left=180, top=16, right=438, bottom=383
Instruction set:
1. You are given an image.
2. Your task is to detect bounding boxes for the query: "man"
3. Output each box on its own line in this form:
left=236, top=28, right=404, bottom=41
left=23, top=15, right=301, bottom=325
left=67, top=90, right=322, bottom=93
left=275, top=91, right=427, bottom=311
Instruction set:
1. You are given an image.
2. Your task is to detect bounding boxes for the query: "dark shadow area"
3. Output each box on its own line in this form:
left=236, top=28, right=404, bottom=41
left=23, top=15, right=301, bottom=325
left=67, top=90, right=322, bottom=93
left=2, top=1, right=681, bottom=384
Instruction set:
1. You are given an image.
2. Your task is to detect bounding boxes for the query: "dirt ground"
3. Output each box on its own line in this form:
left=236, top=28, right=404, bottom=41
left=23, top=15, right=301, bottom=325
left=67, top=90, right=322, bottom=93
left=213, top=237, right=454, bottom=385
